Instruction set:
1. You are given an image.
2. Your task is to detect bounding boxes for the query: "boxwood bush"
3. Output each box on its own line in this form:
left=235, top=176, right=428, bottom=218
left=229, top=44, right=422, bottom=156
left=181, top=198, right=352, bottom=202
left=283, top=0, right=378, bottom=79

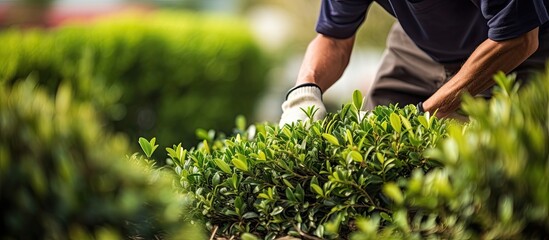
left=350, top=70, right=549, bottom=239
left=138, top=68, right=549, bottom=239
left=0, top=10, right=270, bottom=149
left=138, top=90, right=450, bottom=239
left=0, top=79, right=204, bottom=239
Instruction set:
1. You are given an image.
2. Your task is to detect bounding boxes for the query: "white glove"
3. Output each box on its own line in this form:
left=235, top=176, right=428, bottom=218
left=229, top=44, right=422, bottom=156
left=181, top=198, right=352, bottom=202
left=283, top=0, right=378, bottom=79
left=279, top=83, right=327, bottom=127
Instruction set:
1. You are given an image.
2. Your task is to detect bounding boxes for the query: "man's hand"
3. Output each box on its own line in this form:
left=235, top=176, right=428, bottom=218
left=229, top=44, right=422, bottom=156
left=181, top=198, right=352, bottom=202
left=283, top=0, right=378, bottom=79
left=279, top=83, right=326, bottom=127
left=423, top=27, right=540, bottom=117
left=279, top=34, right=355, bottom=127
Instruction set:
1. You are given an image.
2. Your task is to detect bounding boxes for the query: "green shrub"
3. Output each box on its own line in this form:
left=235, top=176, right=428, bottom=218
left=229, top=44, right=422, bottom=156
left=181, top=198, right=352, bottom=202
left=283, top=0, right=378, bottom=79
left=0, top=10, right=270, bottom=150
left=351, top=69, right=549, bottom=239
left=0, top=79, right=204, bottom=239
left=140, top=91, right=450, bottom=239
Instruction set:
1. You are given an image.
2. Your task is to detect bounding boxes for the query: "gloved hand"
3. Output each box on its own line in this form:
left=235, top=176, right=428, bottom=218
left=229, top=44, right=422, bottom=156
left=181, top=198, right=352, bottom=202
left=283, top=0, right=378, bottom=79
left=279, top=83, right=327, bottom=127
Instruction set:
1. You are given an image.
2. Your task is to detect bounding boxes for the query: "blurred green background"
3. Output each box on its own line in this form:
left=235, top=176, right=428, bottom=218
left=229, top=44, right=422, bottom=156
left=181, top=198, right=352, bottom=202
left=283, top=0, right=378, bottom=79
left=0, top=1, right=393, bottom=237
left=4, top=1, right=549, bottom=239
left=0, top=0, right=394, bottom=151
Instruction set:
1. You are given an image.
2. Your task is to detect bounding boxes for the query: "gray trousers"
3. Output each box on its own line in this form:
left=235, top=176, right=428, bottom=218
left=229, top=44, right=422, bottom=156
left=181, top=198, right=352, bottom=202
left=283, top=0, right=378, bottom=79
left=365, top=22, right=549, bottom=111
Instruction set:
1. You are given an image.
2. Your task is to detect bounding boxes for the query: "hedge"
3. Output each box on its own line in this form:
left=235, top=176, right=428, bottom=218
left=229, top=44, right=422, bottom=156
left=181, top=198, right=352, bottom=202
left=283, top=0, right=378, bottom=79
left=0, top=10, right=270, bottom=151
left=0, top=79, right=205, bottom=239
left=347, top=69, right=549, bottom=239
left=137, top=89, right=451, bottom=239
left=135, top=67, right=549, bottom=239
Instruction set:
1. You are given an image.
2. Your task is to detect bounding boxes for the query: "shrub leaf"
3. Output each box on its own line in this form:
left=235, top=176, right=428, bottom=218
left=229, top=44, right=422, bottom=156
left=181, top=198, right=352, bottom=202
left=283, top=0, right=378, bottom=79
left=322, top=133, right=340, bottom=146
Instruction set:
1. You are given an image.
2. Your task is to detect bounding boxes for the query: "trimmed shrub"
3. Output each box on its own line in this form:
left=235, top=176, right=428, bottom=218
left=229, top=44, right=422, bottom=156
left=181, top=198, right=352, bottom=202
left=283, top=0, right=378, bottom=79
left=0, top=10, right=270, bottom=149
left=0, top=79, right=204, bottom=239
left=350, top=70, right=549, bottom=239
left=140, top=91, right=450, bottom=239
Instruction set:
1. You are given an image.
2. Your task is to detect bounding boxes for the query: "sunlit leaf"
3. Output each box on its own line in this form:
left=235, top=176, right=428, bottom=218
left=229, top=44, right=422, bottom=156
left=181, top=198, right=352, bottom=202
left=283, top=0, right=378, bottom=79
left=390, top=113, right=401, bottom=133
left=322, top=133, right=340, bottom=146
left=214, top=158, right=232, bottom=174
left=232, top=158, right=248, bottom=172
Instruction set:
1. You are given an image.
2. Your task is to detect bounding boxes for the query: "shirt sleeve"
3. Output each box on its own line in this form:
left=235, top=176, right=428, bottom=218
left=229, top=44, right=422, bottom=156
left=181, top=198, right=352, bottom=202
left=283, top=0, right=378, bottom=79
left=315, top=0, right=372, bottom=39
left=480, top=0, right=549, bottom=40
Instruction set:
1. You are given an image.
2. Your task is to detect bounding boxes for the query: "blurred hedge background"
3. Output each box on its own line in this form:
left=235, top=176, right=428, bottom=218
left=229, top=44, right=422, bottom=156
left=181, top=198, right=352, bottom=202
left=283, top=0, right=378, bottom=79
left=0, top=0, right=395, bottom=147
left=0, top=10, right=270, bottom=153
left=0, top=78, right=205, bottom=239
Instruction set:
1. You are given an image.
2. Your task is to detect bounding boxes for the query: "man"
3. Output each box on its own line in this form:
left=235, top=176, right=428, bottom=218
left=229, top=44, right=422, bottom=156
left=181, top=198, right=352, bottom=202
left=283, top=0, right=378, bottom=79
left=279, top=0, right=549, bottom=126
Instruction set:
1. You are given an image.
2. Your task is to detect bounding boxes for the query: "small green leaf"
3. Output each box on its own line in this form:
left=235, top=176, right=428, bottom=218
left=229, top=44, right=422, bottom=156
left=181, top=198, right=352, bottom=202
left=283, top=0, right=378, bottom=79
left=311, top=183, right=324, bottom=197
left=381, top=121, right=388, bottom=131
left=345, top=129, right=354, bottom=145
left=257, top=150, right=266, bottom=161
left=383, top=182, right=404, bottom=205
left=235, top=196, right=244, bottom=211
left=236, top=115, right=246, bottom=131
left=324, top=214, right=342, bottom=234
left=282, top=127, right=292, bottom=138
left=267, top=187, right=275, bottom=199
left=258, top=193, right=270, bottom=199
left=231, top=173, right=239, bottom=190
left=242, top=212, right=259, bottom=219
left=202, top=139, right=210, bottom=154
left=376, top=152, right=385, bottom=164
left=390, top=113, right=402, bottom=133
left=355, top=217, right=380, bottom=234
left=348, top=150, right=363, bottom=163
left=241, top=233, right=259, bottom=240
left=352, top=90, right=363, bottom=111
left=232, top=158, right=248, bottom=172
left=400, top=115, right=412, bottom=130
left=322, top=133, right=340, bottom=146
left=212, top=172, right=221, bottom=186
left=380, top=212, right=392, bottom=222
left=270, top=206, right=284, bottom=215
left=285, top=188, right=297, bottom=202
left=418, top=115, right=429, bottom=129
left=195, top=128, right=209, bottom=140
left=283, top=179, right=294, bottom=189
left=358, top=135, right=367, bottom=149
left=295, top=184, right=305, bottom=202
left=166, top=147, right=177, bottom=160
left=302, top=105, right=320, bottom=119
left=165, top=144, right=186, bottom=163
left=493, top=71, right=514, bottom=95
left=314, top=224, right=325, bottom=238
left=340, top=103, right=352, bottom=120
left=138, top=137, right=158, bottom=158
left=214, top=158, right=232, bottom=174
left=336, top=170, right=345, bottom=181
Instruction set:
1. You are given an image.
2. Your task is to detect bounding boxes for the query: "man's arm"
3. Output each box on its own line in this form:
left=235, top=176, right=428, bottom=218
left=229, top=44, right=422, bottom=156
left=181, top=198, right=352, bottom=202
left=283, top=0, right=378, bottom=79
left=423, top=27, right=540, bottom=117
left=279, top=34, right=356, bottom=126
left=294, top=34, right=356, bottom=91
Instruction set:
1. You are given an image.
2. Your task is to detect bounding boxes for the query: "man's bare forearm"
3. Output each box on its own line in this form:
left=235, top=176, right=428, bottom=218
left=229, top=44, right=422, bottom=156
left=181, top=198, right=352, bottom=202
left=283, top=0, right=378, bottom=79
left=295, top=34, right=356, bottom=92
left=423, top=27, right=540, bottom=117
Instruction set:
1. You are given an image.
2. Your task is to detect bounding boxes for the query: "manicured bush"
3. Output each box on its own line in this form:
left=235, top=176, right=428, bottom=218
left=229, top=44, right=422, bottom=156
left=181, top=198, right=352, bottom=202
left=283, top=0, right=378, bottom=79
left=139, top=90, right=450, bottom=239
left=138, top=68, right=549, bottom=239
left=0, top=10, right=270, bottom=149
left=0, top=79, right=204, bottom=239
left=350, top=70, right=549, bottom=239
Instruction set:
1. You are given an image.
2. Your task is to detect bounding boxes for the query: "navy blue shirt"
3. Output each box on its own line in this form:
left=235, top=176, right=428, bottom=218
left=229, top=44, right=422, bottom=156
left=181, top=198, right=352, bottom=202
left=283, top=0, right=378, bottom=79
left=316, top=0, right=549, bottom=63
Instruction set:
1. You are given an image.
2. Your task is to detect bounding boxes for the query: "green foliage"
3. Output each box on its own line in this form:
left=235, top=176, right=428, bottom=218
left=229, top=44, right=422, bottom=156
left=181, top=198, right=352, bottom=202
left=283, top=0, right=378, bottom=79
left=351, top=69, right=549, bottom=239
left=0, top=10, right=270, bottom=149
left=147, top=90, right=449, bottom=239
left=0, top=79, right=204, bottom=239
left=139, top=137, right=159, bottom=159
